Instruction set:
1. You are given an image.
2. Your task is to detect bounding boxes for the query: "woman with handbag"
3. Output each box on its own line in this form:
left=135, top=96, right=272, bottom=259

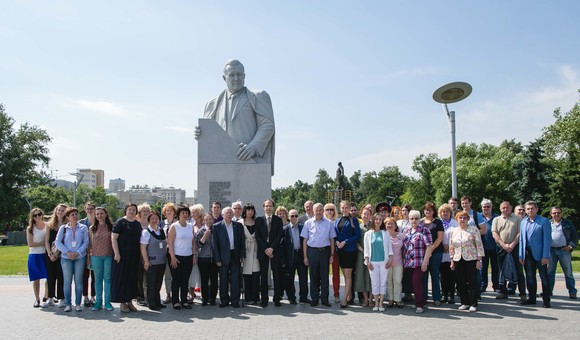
left=42, top=204, right=68, bottom=308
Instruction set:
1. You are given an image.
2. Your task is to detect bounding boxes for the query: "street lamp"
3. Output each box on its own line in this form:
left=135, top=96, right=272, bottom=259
left=432, top=82, right=472, bottom=198
left=69, top=172, right=85, bottom=207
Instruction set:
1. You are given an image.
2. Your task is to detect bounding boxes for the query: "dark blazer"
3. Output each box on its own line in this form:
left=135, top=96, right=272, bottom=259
left=282, top=222, right=304, bottom=267
left=255, top=215, right=284, bottom=259
left=212, top=220, right=246, bottom=266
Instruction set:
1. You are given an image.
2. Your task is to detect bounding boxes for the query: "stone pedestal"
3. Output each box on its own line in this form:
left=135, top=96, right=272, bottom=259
left=197, top=119, right=271, bottom=209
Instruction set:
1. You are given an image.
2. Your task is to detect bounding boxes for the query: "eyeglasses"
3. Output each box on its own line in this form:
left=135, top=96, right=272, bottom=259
left=33, top=213, right=43, bottom=218
left=290, top=215, right=299, bottom=218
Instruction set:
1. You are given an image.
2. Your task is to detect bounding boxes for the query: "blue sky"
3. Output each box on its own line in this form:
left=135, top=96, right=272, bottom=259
left=2, top=1, right=579, bottom=198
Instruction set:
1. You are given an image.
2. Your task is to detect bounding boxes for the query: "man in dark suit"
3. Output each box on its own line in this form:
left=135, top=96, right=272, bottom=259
left=282, top=209, right=310, bottom=304
left=255, top=199, right=284, bottom=307
left=212, top=206, right=246, bottom=308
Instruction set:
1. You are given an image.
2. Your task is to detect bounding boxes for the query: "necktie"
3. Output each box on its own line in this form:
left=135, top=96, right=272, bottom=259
left=267, top=216, right=271, bottom=241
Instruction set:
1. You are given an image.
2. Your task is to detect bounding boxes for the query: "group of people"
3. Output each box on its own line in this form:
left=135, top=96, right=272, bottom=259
left=26, top=196, right=576, bottom=315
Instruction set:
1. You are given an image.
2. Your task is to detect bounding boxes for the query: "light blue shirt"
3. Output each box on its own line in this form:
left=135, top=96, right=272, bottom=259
left=55, top=223, right=89, bottom=259
left=300, top=217, right=337, bottom=248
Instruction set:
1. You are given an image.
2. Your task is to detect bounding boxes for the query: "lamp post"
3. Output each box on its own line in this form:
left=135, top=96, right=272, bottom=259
left=69, top=172, right=85, bottom=207
left=432, top=82, right=472, bottom=198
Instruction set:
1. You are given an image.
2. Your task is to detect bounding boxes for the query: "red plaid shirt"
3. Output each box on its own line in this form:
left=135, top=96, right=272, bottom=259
left=403, top=226, right=433, bottom=268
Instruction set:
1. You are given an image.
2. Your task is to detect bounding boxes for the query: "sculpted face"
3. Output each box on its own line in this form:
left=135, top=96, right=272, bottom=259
left=223, top=64, right=245, bottom=93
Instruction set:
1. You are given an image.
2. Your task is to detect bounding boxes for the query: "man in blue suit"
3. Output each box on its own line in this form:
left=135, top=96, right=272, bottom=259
left=213, top=206, right=246, bottom=308
left=519, top=200, right=552, bottom=308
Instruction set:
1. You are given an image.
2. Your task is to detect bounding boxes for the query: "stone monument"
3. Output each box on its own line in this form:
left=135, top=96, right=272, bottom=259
left=195, top=60, right=275, bottom=208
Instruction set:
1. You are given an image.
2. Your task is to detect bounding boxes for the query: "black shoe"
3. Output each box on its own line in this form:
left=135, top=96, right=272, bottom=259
left=543, top=302, right=551, bottom=308
left=209, top=300, right=216, bottom=306
left=310, top=300, right=319, bottom=307
left=300, top=298, right=311, bottom=304
left=182, top=303, right=192, bottom=309
left=173, top=304, right=182, bottom=310
left=232, top=303, right=240, bottom=308
left=570, top=293, right=577, bottom=299
left=448, top=297, right=455, bottom=304
left=340, top=304, right=348, bottom=308
left=289, top=300, right=297, bottom=305
left=321, top=301, right=331, bottom=307
left=520, top=299, right=537, bottom=305
left=159, top=304, right=167, bottom=308
left=274, top=301, right=281, bottom=307
left=219, top=302, right=229, bottom=308
left=260, top=301, right=268, bottom=307
left=202, top=300, right=208, bottom=306
left=495, top=293, right=508, bottom=299
left=149, top=305, right=161, bottom=311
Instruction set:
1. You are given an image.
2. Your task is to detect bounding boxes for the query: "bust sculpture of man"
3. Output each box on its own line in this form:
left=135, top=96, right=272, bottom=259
left=195, top=59, right=275, bottom=175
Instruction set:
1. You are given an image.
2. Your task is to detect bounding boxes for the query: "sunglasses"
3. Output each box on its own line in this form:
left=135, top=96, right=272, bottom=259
left=290, top=215, right=299, bottom=218
left=33, top=212, right=43, bottom=218
left=325, top=209, right=334, bottom=211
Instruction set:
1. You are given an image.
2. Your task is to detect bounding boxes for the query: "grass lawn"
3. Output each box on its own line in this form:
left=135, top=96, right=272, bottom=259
left=1, top=245, right=580, bottom=276
left=0, top=245, right=29, bottom=275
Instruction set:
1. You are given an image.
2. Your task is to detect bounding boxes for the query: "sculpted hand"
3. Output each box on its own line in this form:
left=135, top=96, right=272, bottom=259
left=237, top=143, right=257, bottom=161
left=194, top=126, right=201, bottom=140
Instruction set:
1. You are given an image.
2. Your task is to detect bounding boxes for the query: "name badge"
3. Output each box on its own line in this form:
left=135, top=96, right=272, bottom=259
left=71, top=241, right=77, bottom=248
left=159, top=243, right=163, bottom=249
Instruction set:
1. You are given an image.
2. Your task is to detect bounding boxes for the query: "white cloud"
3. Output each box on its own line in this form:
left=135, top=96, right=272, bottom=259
left=75, top=99, right=129, bottom=118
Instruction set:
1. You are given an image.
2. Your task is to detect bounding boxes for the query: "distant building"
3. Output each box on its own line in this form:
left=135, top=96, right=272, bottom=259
left=152, top=186, right=186, bottom=205
left=184, top=197, right=197, bottom=206
left=77, top=169, right=105, bottom=188
left=109, top=178, right=125, bottom=192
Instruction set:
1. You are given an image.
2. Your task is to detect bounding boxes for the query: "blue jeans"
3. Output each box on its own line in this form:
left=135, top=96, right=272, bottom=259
left=91, top=255, right=112, bottom=304
left=61, top=257, right=86, bottom=306
left=423, top=252, right=442, bottom=301
left=548, top=248, right=576, bottom=295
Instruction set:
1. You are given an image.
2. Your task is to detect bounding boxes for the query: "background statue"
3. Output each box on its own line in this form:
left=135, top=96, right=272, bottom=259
left=195, top=59, right=276, bottom=175
left=336, top=162, right=344, bottom=190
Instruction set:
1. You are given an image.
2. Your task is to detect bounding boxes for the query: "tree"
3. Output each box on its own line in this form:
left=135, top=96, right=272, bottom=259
left=406, top=153, right=441, bottom=208
left=510, top=138, right=552, bottom=207
left=26, top=185, right=71, bottom=214
left=431, top=142, right=521, bottom=207
left=309, top=169, right=334, bottom=204
left=0, top=104, right=52, bottom=225
left=542, top=102, right=580, bottom=226
left=272, top=180, right=313, bottom=211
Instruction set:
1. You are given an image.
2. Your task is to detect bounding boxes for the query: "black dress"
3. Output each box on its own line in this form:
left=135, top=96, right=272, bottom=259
left=111, top=218, right=142, bottom=303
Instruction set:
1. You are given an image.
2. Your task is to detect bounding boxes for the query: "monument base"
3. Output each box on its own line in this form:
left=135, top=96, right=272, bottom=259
left=197, top=163, right=271, bottom=209
left=197, top=118, right=272, bottom=209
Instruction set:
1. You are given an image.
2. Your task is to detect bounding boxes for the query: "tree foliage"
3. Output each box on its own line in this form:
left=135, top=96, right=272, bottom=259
left=0, top=104, right=52, bottom=225
left=542, top=103, right=580, bottom=226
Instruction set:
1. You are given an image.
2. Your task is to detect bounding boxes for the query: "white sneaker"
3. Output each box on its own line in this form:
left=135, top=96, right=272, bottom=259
left=415, top=307, right=424, bottom=314
left=64, top=305, right=72, bottom=312
left=378, top=307, right=385, bottom=312
left=458, top=304, right=470, bottom=310
left=58, top=300, right=66, bottom=308
left=75, top=305, right=83, bottom=312
left=41, top=298, right=54, bottom=308
left=372, top=306, right=379, bottom=311
left=469, top=306, right=477, bottom=312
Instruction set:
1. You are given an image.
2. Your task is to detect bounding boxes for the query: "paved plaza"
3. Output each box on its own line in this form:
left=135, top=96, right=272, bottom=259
left=1, top=275, right=579, bottom=339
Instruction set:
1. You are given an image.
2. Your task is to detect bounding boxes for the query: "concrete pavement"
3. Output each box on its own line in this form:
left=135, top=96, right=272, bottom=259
left=1, top=274, right=579, bottom=339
